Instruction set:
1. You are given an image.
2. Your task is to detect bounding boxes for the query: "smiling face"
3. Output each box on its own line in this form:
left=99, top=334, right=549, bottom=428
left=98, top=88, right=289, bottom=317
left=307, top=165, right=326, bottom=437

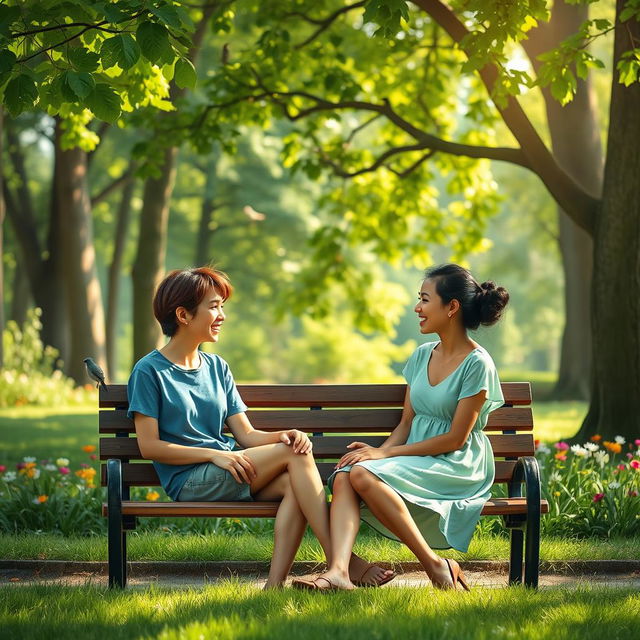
left=180, top=286, right=226, bottom=343
left=414, top=278, right=454, bottom=334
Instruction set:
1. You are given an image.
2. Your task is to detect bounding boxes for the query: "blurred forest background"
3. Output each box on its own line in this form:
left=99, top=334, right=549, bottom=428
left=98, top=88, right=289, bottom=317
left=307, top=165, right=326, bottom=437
left=1, top=0, right=632, bottom=440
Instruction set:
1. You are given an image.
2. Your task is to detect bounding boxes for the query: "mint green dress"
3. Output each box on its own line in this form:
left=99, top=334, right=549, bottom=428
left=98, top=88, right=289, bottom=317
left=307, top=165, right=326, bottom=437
left=328, top=341, right=504, bottom=552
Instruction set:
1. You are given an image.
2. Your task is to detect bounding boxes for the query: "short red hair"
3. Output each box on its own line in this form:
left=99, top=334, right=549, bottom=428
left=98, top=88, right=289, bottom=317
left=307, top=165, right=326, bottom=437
left=153, top=267, right=233, bottom=337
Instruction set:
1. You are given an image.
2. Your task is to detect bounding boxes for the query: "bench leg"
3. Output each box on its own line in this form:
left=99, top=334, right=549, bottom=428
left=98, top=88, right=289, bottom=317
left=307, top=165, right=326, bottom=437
left=523, top=508, right=540, bottom=588
left=508, top=527, right=524, bottom=585
left=107, top=459, right=126, bottom=589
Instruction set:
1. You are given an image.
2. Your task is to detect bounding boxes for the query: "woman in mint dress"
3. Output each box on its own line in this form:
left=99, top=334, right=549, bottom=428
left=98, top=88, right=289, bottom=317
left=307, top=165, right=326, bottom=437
left=293, top=264, right=509, bottom=592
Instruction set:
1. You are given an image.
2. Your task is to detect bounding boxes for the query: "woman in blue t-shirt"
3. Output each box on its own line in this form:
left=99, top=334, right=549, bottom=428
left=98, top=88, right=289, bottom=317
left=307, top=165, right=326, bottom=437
left=128, top=267, right=394, bottom=589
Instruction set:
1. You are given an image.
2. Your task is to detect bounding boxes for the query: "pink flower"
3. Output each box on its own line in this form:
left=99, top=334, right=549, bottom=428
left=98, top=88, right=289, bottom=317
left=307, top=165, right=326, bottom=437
left=593, top=493, right=605, bottom=502
left=59, top=467, right=70, bottom=475
left=89, top=454, right=97, bottom=460
left=635, top=439, right=640, bottom=446
left=80, top=463, right=89, bottom=468
left=554, top=453, right=567, bottom=461
left=627, top=453, right=634, bottom=459
left=0, top=465, right=6, bottom=473
left=628, top=490, right=639, bottom=497
left=630, top=460, right=640, bottom=469
left=554, top=441, right=570, bottom=451
left=618, top=463, right=627, bottom=470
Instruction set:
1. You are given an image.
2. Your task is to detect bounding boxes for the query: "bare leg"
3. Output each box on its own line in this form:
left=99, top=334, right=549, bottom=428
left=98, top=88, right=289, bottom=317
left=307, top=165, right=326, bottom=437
left=348, top=465, right=453, bottom=587
left=253, top=472, right=306, bottom=589
left=243, top=444, right=392, bottom=583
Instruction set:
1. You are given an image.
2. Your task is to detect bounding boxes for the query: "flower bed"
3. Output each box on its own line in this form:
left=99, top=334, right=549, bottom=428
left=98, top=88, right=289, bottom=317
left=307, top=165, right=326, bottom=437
left=1, top=437, right=639, bottom=538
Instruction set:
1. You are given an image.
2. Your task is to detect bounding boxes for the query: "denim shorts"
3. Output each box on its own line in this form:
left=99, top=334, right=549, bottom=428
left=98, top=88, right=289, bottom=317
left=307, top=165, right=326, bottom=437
left=176, top=461, right=254, bottom=502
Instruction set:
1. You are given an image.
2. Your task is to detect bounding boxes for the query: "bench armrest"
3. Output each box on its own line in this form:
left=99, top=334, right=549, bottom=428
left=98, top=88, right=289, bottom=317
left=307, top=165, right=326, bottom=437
left=507, top=456, right=542, bottom=525
left=107, top=458, right=123, bottom=516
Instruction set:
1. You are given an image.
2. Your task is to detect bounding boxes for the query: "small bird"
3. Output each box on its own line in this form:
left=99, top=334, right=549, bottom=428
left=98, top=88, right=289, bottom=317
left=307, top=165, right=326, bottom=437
left=83, top=358, right=108, bottom=392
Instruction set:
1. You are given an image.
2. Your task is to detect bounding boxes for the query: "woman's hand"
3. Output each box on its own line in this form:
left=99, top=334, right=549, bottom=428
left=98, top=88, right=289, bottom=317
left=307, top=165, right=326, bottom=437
left=210, top=450, right=257, bottom=484
left=335, top=441, right=389, bottom=469
left=279, top=429, right=313, bottom=454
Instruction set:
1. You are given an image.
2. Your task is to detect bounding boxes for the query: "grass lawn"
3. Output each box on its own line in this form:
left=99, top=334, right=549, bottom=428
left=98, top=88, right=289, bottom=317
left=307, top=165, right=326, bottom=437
left=2, top=532, right=639, bottom=562
left=2, top=582, right=639, bottom=640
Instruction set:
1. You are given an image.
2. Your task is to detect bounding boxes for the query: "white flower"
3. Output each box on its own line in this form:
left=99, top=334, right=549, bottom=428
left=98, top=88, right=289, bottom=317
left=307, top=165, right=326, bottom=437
left=549, top=472, right=562, bottom=483
left=32, top=498, right=41, bottom=505
left=608, top=481, right=621, bottom=489
left=22, top=456, right=36, bottom=463
left=30, top=469, right=41, bottom=479
left=571, top=445, right=589, bottom=457
left=3, top=471, right=16, bottom=482
left=584, top=442, right=600, bottom=452
left=55, top=458, right=69, bottom=467
left=537, top=444, right=551, bottom=455
left=636, top=449, right=640, bottom=457
left=45, top=464, right=57, bottom=472
left=594, top=450, right=610, bottom=466
left=615, top=436, right=626, bottom=445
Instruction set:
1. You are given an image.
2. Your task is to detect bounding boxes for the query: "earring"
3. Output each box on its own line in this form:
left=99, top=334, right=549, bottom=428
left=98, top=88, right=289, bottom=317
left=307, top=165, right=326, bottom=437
left=448, top=312, right=452, bottom=318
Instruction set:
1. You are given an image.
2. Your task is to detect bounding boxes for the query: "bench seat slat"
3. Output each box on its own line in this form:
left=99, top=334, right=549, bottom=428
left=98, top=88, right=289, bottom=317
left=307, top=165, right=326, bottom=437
left=102, top=496, right=549, bottom=518
left=101, top=460, right=522, bottom=486
left=99, top=382, right=532, bottom=408
left=100, top=433, right=535, bottom=461
left=99, top=406, right=534, bottom=434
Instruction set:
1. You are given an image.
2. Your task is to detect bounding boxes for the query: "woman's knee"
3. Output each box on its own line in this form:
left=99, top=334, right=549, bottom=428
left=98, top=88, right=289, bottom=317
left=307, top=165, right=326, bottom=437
left=349, top=465, right=375, bottom=492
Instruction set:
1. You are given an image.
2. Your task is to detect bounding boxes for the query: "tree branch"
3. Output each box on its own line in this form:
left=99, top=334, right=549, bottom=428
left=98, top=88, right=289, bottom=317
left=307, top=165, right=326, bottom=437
left=411, top=0, right=600, bottom=234
left=91, top=169, right=134, bottom=207
left=291, top=1, right=367, bottom=49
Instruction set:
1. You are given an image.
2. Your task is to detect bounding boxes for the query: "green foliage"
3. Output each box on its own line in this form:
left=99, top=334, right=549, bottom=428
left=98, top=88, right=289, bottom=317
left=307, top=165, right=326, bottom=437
left=0, top=0, right=196, bottom=130
left=1, top=308, right=92, bottom=408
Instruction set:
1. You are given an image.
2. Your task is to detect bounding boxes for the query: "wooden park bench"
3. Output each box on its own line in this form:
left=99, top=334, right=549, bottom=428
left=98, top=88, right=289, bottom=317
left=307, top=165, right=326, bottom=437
left=100, top=382, right=548, bottom=589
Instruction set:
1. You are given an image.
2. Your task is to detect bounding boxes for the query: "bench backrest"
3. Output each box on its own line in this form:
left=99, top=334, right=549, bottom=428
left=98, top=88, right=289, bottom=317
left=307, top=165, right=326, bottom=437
left=99, top=383, right=533, bottom=489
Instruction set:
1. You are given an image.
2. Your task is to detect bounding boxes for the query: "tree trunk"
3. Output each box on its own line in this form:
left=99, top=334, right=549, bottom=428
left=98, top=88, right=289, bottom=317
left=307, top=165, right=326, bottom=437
left=575, top=2, right=640, bottom=442
left=10, top=261, right=30, bottom=327
left=132, top=146, right=177, bottom=361
left=55, top=119, right=107, bottom=383
left=4, top=121, right=69, bottom=364
left=106, top=168, right=135, bottom=378
left=195, top=155, right=219, bottom=265
left=523, top=1, right=602, bottom=401
left=0, top=109, right=4, bottom=367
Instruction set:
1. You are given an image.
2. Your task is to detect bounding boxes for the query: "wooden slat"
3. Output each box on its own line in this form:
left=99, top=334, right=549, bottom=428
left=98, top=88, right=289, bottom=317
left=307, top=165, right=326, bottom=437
left=101, top=460, right=521, bottom=487
left=100, top=433, right=534, bottom=461
left=100, top=382, right=532, bottom=408
left=99, top=406, right=533, bottom=434
left=102, top=496, right=548, bottom=518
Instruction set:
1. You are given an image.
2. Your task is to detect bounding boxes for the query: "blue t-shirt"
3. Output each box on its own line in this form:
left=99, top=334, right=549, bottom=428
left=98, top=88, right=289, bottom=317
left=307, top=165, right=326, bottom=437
left=126, top=349, right=247, bottom=499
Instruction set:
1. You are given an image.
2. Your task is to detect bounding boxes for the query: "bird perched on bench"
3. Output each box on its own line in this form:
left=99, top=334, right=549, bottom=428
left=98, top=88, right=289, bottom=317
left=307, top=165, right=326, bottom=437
left=83, top=357, right=108, bottom=392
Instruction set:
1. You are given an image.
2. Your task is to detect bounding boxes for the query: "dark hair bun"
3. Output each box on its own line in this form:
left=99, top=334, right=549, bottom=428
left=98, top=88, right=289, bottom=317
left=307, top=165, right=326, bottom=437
left=476, top=281, right=509, bottom=326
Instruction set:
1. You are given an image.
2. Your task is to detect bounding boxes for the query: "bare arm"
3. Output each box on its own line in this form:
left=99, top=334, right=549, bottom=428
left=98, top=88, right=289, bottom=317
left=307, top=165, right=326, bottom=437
left=226, top=411, right=313, bottom=454
left=134, top=412, right=258, bottom=483
left=380, top=386, right=414, bottom=448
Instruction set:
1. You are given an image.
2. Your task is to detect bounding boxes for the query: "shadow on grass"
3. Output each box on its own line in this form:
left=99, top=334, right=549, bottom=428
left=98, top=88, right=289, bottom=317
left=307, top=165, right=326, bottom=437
left=2, top=581, right=638, bottom=640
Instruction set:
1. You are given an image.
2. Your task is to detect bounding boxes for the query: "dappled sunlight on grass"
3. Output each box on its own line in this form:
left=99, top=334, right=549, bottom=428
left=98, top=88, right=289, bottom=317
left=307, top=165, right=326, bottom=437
left=1, top=582, right=639, bottom=640
left=532, top=401, right=588, bottom=442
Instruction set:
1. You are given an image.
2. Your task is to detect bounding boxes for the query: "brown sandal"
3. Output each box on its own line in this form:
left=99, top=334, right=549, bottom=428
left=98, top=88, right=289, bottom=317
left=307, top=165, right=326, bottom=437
left=352, top=563, right=396, bottom=588
left=291, top=576, right=353, bottom=592
left=434, top=559, right=471, bottom=591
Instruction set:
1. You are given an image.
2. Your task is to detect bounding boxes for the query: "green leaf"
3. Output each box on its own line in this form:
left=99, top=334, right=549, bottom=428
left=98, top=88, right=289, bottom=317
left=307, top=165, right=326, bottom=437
left=0, top=49, right=16, bottom=73
left=3, top=74, right=38, bottom=116
left=66, top=70, right=95, bottom=99
left=0, top=5, right=21, bottom=38
left=174, top=57, right=196, bottom=89
left=100, top=34, right=140, bottom=71
left=101, top=3, right=129, bottom=24
left=136, top=21, right=174, bottom=65
left=68, top=47, right=100, bottom=72
left=151, top=5, right=182, bottom=29
left=86, top=83, right=121, bottom=122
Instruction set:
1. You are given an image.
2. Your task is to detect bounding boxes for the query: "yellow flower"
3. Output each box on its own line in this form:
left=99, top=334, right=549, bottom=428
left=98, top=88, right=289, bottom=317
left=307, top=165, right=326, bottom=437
left=146, top=491, right=160, bottom=502
left=553, top=491, right=561, bottom=497
left=82, top=445, right=96, bottom=453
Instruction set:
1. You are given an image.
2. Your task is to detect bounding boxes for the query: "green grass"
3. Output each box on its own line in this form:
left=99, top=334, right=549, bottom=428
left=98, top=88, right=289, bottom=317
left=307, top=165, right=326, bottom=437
left=2, top=532, right=638, bottom=562
left=1, top=582, right=639, bottom=640
left=532, top=401, right=588, bottom=442
left=0, top=405, right=95, bottom=466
